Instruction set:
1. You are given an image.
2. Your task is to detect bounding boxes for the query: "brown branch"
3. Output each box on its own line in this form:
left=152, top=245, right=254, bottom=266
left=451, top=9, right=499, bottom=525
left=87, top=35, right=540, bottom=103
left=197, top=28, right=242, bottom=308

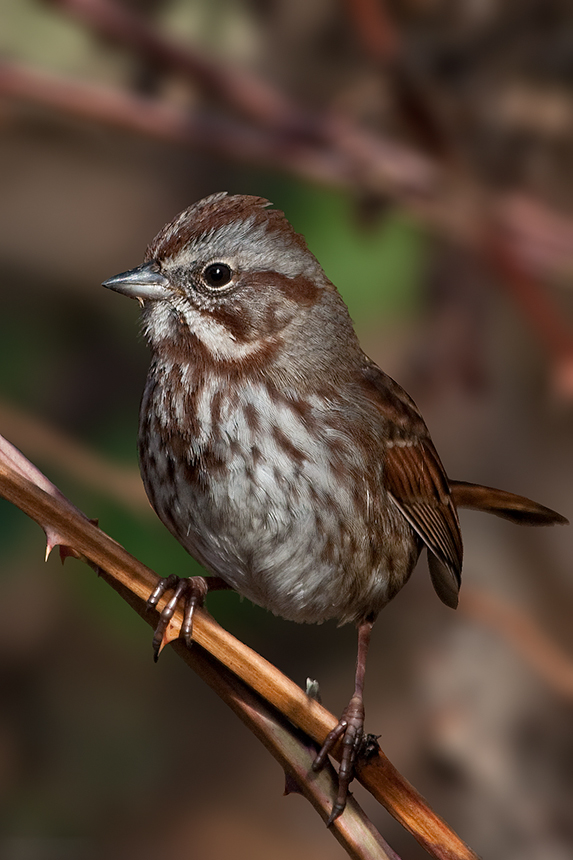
left=103, top=571, right=401, bottom=860
left=494, top=194, right=573, bottom=286
left=0, top=443, right=479, bottom=860
left=170, top=641, right=402, bottom=860
left=43, top=0, right=431, bottom=195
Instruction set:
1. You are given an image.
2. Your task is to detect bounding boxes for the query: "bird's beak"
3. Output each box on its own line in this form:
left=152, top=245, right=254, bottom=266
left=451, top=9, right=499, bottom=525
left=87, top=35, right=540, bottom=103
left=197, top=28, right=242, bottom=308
left=102, top=262, right=171, bottom=301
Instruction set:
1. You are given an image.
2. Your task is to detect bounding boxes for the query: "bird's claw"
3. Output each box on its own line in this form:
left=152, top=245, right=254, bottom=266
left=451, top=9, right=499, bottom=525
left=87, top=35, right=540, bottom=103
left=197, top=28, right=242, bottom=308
left=312, top=694, right=365, bottom=825
left=147, top=575, right=209, bottom=660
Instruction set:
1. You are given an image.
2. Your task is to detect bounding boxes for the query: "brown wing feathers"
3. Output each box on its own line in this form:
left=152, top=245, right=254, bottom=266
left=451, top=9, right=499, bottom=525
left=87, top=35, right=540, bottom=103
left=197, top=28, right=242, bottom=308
left=360, top=361, right=566, bottom=609
left=361, top=360, right=463, bottom=607
left=384, top=440, right=463, bottom=608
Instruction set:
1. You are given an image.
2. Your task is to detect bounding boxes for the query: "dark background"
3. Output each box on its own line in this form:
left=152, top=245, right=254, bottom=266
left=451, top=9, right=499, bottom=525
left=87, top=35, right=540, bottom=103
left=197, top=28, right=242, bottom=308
left=1, top=1, right=572, bottom=858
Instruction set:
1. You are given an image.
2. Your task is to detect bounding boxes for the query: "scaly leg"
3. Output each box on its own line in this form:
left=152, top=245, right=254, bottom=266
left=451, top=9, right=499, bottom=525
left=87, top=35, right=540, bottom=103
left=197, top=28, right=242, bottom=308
left=147, top=575, right=232, bottom=660
left=313, top=618, right=373, bottom=825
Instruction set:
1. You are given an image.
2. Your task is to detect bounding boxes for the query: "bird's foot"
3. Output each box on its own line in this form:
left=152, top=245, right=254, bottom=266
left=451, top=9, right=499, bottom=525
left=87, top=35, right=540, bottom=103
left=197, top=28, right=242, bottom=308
left=147, top=575, right=231, bottom=661
left=312, top=693, right=365, bottom=826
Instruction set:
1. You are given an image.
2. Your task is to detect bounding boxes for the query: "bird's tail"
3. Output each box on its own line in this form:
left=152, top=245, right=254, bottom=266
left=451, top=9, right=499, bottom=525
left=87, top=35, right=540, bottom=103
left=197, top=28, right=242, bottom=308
left=450, top=481, right=568, bottom=526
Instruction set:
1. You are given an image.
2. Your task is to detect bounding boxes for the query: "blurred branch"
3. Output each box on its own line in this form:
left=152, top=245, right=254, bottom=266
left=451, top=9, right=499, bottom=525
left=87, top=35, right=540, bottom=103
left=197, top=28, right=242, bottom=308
left=460, top=586, right=573, bottom=702
left=342, top=0, right=454, bottom=161
left=42, top=0, right=440, bottom=196
left=486, top=228, right=573, bottom=396
left=41, top=0, right=572, bottom=256
left=0, top=60, right=355, bottom=190
left=0, top=437, right=479, bottom=860
left=344, top=0, right=400, bottom=62
left=43, top=0, right=309, bottom=134
left=0, top=399, right=149, bottom=514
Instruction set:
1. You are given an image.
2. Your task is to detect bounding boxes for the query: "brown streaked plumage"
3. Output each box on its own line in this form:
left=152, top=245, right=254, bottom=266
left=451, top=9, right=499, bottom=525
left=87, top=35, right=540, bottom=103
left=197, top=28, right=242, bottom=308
left=103, top=192, right=567, bottom=824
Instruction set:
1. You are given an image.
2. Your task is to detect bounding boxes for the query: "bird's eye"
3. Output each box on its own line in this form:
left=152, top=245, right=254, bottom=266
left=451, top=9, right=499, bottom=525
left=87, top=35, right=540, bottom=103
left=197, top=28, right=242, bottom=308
left=203, top=263, right=233, bottom=288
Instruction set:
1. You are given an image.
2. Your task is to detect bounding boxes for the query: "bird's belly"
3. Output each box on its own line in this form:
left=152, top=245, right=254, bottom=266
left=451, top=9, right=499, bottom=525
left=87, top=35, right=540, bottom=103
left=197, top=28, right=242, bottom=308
left=141, top=384, right=419, bottom=624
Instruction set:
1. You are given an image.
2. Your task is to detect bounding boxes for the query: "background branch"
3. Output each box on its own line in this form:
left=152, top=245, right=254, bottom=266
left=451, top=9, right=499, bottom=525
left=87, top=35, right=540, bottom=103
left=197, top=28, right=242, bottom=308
left=1, top=57, right=572, bottom=382
left=460, top=587, right=573, bottom=702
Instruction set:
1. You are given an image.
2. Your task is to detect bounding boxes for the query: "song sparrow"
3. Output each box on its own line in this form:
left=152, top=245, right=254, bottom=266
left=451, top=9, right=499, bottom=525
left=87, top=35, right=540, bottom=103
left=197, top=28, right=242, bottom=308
left=103, top=192, right=566, bottom=823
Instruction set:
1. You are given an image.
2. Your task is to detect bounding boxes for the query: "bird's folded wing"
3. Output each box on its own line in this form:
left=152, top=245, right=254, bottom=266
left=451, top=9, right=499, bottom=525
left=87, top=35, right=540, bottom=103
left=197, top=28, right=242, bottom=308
left=361, top=360, right=463, bottom=608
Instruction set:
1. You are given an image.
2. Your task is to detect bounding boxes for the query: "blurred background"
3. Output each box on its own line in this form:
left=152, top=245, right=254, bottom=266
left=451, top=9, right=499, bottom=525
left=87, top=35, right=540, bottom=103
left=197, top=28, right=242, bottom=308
left=1, top=1, right=573, bottom=858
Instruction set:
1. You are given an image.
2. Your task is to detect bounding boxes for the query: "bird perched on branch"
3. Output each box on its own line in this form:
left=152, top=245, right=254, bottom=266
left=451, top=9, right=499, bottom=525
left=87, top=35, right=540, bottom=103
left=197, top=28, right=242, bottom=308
left=104, top=192, right=566, bottom=824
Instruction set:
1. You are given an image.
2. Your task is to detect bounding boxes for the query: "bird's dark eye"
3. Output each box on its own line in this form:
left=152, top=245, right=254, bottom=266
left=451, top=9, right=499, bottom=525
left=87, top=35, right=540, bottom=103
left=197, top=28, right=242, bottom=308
left=203, top=263, right=233, bottom=288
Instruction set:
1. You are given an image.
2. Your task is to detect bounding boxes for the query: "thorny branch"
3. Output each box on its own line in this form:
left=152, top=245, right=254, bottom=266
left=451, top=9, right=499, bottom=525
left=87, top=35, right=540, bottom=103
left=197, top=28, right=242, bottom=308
left=0, top=435, right=479, bottom=860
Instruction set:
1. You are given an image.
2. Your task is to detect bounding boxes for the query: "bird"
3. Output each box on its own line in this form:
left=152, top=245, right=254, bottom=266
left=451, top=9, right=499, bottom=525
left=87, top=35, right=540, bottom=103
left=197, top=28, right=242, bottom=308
left=103, top=192, right=567, bottom=823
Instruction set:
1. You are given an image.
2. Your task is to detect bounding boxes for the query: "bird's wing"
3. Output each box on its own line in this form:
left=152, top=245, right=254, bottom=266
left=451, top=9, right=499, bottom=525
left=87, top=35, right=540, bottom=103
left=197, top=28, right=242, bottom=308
left=361, top=360, right=463, bottom=608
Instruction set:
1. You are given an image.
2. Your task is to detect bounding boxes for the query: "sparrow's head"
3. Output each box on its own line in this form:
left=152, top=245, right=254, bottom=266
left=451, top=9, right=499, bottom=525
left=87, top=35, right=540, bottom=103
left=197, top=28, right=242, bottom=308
left=103, top=192, right=358, bottom=374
